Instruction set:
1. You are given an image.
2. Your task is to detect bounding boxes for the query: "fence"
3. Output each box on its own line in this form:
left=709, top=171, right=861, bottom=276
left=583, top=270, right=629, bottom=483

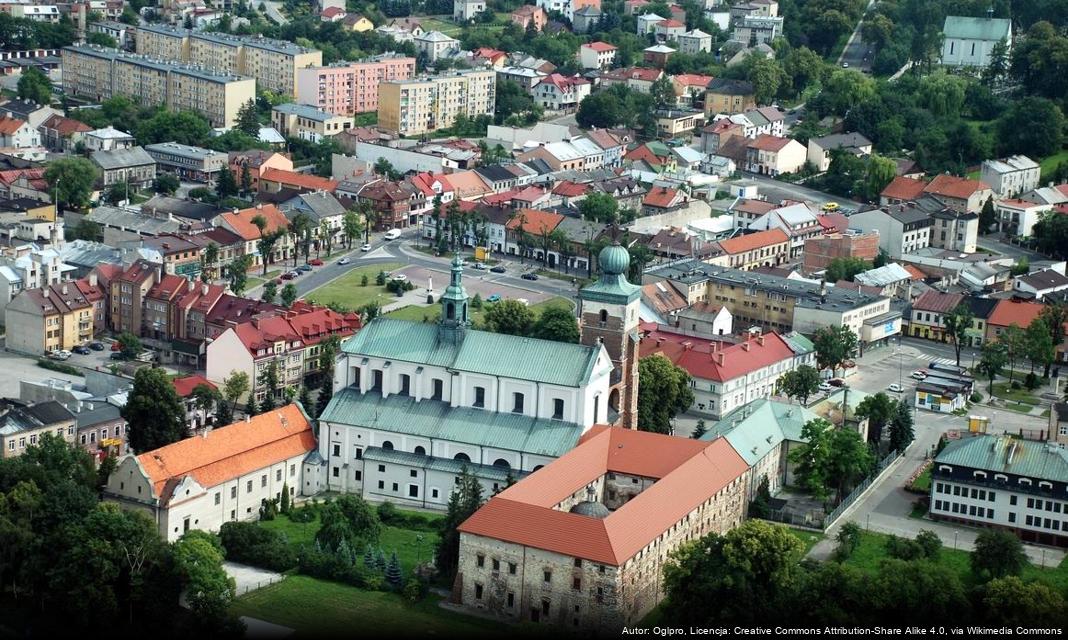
left=235, top=576, right=281, bottom=596
left=822, top=450, right=902, bottom=529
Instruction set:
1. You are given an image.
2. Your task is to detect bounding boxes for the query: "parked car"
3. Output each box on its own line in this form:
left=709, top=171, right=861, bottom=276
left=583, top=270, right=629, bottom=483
left=48, top=349, right=71, bottom=360
left=338, top=257, right=351, bottom=265
left=818, top=382, right=833, bottom=392
left=298, top=264, right=313, bottom=273
left=89, top=341, right=105, bottom=351
left=383, top=229, right=401, bottom=240
left=136, top=350, right=154, bottom=363
left=888, top=383, right=904, bottom=393
left=360, top=244, right=371, bottom=252
left=828, top=378, right=845, bottom=387
left=486, top=294, right=501, bottom=303
left=72, top=345, right=91, bottom=355
left=110, top=352, right=125, bottom=361
left=111, top=342, right=121, bottom=351
left=471, top=262, right=487, bottom=270
left=911, top=370, right=927, bottom=380
left=280, top=272, right=295, bottom=280
left=521, top=272, right=539, bottom=281
left=490, top=265, right=506, bottom=273
left=274, top=278, right=284, bottom=285
left=391, top=273, right=408, bottom=282
left=309, top=258, right=323, bottom=266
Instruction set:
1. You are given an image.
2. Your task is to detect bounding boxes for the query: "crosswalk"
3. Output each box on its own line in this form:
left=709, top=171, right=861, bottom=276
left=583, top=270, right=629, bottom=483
left=913, top=354, right=957, bottom=366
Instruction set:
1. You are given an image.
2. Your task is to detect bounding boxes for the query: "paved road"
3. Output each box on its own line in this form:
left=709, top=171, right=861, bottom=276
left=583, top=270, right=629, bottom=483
left=259, top=0, right=288, bottom=25
left=977, top=233, right=1048, bottom=262
left=836, top=0, right=877, bottom=73
left=736, top=173, right=865, bottom=209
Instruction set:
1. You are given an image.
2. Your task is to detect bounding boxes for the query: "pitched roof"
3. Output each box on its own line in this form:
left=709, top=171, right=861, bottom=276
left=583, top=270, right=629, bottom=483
left=506, top=208, right=564, bottom=234
left=942, top=15, right=1011, bottom=41
left=673, top=73, right=714, bottom=88
left=261, top=168, right=338, bottom=192
left=458, top=425, right=748, bottom=565
left=881, top=176, right=927, bottom=201
left=912, top=289, right=963, bottom=313
left=924, top=174, right=992, bottom=200
left=0, top=117, right=27, bottom=135
left=219, top=203, right=290, bottom=240
left=936, top=434, right=1068, bottom=484
left=987, top=299, right=1045, bottom=329
left=135, top=404, right=314, bottom=500
left=642, top=281, right=688, bottom=316
left=701, top=398, right=818, bottom=464
left=583, top=41, right=617, bottom=52
left=443, top=170, right=492, bottom=198
left=1017, top=269, right=1068, bottom=291
left=551, top=180, right=588, bottom=197
left=902, top=263, right=927, bottom=281
left=40, top=114, right=91, bottom=136
left=642, top=186, right=683, bottom=209
left=640, top=327, right=796, bottom=382
left=172, top=374, right=217, bottom=398
left=706, top=78, right=754, bottom=94
left=91, top=146, right=155, bottom=170
left=717, top=228, right=788, bottom=254
left=747, top=134, right=793, bottom=152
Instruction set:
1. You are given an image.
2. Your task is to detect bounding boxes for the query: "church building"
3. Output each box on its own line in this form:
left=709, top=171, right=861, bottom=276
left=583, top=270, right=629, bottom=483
left=312, top=254, right=622, bottom=509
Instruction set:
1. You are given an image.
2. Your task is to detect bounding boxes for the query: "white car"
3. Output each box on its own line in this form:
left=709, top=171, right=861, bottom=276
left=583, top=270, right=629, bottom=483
left=48, top=349, right=71, bottom=360
left=360, top=243, right=371, bottom=252
left=383, top=229, right=401, bottom=240
left=337, top=257, right=350, bottom=265
left=391, top=273, right=408, bottom=282
left=818, top=382, right=833, bottom=392
left=888, top=383, right=904, bottom=393
left=911, top=370, right=927, bottom=380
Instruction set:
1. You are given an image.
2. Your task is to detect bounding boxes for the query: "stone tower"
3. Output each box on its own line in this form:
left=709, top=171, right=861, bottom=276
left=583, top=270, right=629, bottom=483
left=578, top=242, right=641, bottom=429
left=438, top=254, right=470, bottom=344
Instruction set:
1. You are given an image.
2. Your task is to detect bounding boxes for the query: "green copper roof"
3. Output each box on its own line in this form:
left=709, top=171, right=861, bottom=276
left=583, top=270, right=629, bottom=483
left=319, top=388, right=584, bottom=457
left=363, top=446, right=524, bottom=482
left=341, top=318, right=601, bottom=387
left=942, top=16, right=1010, bottom=41
left=701, top=398, right=817, bottom=465
left=782, top=331, right=815, bottom=356
left=935, top=435, right=1068, bottom=483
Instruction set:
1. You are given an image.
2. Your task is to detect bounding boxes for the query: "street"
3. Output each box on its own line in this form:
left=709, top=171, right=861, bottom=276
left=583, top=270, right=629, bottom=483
left=738, top=172, right=865, bottom=210
left=836, top=0, right=877, bottom=73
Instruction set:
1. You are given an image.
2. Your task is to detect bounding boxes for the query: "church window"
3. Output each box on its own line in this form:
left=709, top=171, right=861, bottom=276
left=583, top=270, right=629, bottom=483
left=473, top=386, right=486, bottom=408
left=382, top=441, right=394, bottom=450
left=432, top=378, right=444, bottom=400
left=399, top=374, right=411, bottom=396
left=512, top=392, right=524, bottom=414
left=493, top=458, right=510, bottom=469
left=455, top=452, right=471, bottom=463
left=553, top=399, right=564, bottom=420
left=446, top=302, right=455, bottom=320
left=414, top=445, right=426, bottom=455
left=599, top=309, right=608, bottom=324
left=372, top=369, right=383, bottom=390
left=593, top=396, right=600, bottom=421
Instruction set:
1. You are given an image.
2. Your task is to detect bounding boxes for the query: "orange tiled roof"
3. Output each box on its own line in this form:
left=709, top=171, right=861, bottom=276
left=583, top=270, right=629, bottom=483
left=261, top=168, right=338, bottom=192
left=643, top=186, right=682, bottom=209
left=220, top=203, right=290, bottom=240
left=747, top=134, right=793, bottom=152
left=506, top=208, right=563, bottom=234
left=584, top=41, right=617, bottom=52
left=136, top=404, right=314, bottom=500
left=172, top=374, right=217, bottom=398
left=987, top=299, right=1045, bottom=329
left=924, top=174, right=992, bottom=200
left=458, top=425, right=747, bottom=565
left=902, top=264, right=927, bottom=281
left=0, top=116, right=27, bottom=135
left=717, top=228, right=788, bottom=254
left=881, top=176, right=927, bottom=201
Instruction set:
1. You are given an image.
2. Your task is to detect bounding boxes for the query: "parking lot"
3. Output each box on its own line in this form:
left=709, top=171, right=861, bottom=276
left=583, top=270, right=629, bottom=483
left=390, top=264, right=555, bottom=306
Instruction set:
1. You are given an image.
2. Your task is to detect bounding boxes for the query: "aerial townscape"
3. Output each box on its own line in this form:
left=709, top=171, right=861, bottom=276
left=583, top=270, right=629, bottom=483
left=3, top=0, right=1068, bottom=636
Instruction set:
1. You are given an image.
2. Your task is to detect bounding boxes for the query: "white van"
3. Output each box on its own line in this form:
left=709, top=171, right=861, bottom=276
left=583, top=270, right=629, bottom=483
left=383, top=229, right=401, bottom=240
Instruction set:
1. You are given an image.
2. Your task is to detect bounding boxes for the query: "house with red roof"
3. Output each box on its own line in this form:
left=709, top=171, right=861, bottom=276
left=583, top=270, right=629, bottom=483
left=456, top=424, right=749, bottom=629
left=511, top=4, right=548, bottom=32
left=597, top=66, right=664, bottom=93
left=504, top=208, right=565, bottom=263
left=654, top=18, right=686, bottom=41
left=985, top=299, right=1046, bottom=343
left=103, top=403, right=317, bottom=542
left=172, top=374, right=220, bottom=430
left=533, top=73, right=591, bottom=112
left=908, top=290, right=964, bottom=341
left=880, top=176, right=927, bottom=205
left=672, top=73, right=714, bottom=108
left=745, top=134, right=806, bottom=176
left=472, top=47, right=508, bottom=67
left=641, top=186, right=688, bottom=215
left=37, top=114, right=90, bottom=153
left=206, top=305, right=359, bottom=405
left=923, top=174, right=994, bottom=214
left=217, top=203, right=295, bottom=270
left=579, top=41, right=617, bottom=69
left=0, top=116, right=39, bottom=155
left=259, top=168, right=339, bottom=195
left=712, top=228, right=790, bottom=271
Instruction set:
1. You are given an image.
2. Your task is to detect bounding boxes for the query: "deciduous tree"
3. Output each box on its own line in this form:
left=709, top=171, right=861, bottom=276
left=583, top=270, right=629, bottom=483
left=778, top=364, right=820, bottom=405
left=944, top=303, right=975, bottom=366
left=637, top=355, right=695, bottom=434
left=122, top=367, right=187, bottom=453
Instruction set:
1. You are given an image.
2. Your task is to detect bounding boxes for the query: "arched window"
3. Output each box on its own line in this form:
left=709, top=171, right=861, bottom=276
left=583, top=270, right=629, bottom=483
left=462, top=303, right=467, bottom=319
left=414, top=446, right=426, bottom=456
left=454, top=452, right=471, bottom=463
left=493, top=458, right=510, bottom=469
left=599, top=309, right=608, bottom=323
left=382, top=441, right=394, bottom=451
left=446, top=302, right=455, bottom=320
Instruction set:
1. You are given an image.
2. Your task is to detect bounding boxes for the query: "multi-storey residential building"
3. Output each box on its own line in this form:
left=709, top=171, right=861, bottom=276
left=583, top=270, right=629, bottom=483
left=930, top=205, right=979, bottom=253
left=848, top=203, right=934, bottom=258
left=103, top=404, right=316, bottom=542
left=37, top=114, right=91, bottom=153
left=745, top=135, right=806, bottom=176
left=456, top=425, right=748, bottom=629
left=980, top=155, right=1040, bottom=199
left=994, top=198, right=1051, bottom=238
left=985, top=298, right=1045, bottom=344
left=109, top=260, right=158, bottom=335
left=84, top=126, right=135, bottom=152
left=413, top=31, right=460, bottom=62
left=732, top=15, right=783, bottom=45
left=0, top=116, right=41, bottom=152
left=532, top=74, right=591, bottom=112
left=134, top=24, right=322, bottom=96
left=930, top=433, right=1067, bottom=547
left=145, top=142, right=228, bottom=184
left=0, top=401, right=76, bottom=460
left=923, top=174, right=995, bottom=214
left=704, top=78, right=755, bottom=116
left=5, top=281, right=95, bottom=354
left=712, top=228, right=790, bottom=270
left=511, top=4, right=548, bottom=32
left=271, top=103, right=352, bottom=142
left=294, top=55, right=416, bottom=116
left=453, top=0, right=485, bottom=21
left=908, top=290, right=963, bottom=341
left=746, top=203, right=823, bottom=258
left=536, top=0, right=600, bottom=22
left=378, top=70, right=496, bottom=137
left=61, top=45, right=256, bottom=128
left=228, top=150, right=293, bottom=193
left=216, top=204, right=295, bottom=270
left=90, top=146, right=156, bottom=188
left=806, top=132, right=872, bottom=172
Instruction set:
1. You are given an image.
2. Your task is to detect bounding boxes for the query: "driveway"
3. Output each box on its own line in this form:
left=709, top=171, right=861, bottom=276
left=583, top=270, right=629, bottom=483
left=224, top=561, right=284, bottom=596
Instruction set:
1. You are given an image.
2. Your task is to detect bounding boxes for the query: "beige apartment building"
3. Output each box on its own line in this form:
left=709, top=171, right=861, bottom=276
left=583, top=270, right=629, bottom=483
left=4, top=282, right=95, bottom=355
left=378, top=69, right=495, bottom=137
left=62, top=45, right=256, bottom=128
left=135, top=24, right=322, bottom=96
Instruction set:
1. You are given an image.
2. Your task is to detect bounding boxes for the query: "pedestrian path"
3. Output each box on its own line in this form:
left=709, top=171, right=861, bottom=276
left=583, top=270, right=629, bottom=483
left=913, top=354, right=958, bottom=365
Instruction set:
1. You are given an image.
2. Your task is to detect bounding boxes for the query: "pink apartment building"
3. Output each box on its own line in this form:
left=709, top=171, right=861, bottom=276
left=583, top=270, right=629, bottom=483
left=295, top=54, right=416, bottom=116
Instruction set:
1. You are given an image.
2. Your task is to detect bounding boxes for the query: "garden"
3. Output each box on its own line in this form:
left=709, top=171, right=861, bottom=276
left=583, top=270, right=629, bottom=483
left=305, top=262, right=404, bottom=312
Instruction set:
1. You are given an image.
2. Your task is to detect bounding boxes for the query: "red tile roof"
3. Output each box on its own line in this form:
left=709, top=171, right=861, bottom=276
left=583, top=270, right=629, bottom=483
left=880, top=176, right=926, bottom=201
left=987, top=299, right=1045, bottom=329
left=640, top=327, right=796, bottom=382
left=673, top=73, right=713, bottom=88
left=642, top=186, right=682, bottom=209
left=551, top=181, right=588, bottom=197
left=584, top=41, right=617, bottom=52
left=732, top=198, right=776, bottom=215
left=506, top=208, right=563, bottom=235
left=657, top=18, right=685, bottom=27
left=320, top=6, right=345, bottom=17
left=146, top=274, right=189, bottom=302
left=261, top=168, right=338, bottom=193
left=458, top=425, right=747, bottom=565
left=136, top=404, right=314, bottom=500
left=902, top=264, right=927, bottom=281
left=912, top=289, right=963, bottom=314
left=747, top=134, right=793, bottom=152
left=41, top=114, right=91, bottom=136
left=172, top=374, right=217, bottom=398
left=220, top=203, right=290, bottom=240
left=0, top=116, right=27, bottom=135
left=924, top=174, right=992, bottom=200
left=717, top=228, right=788, bottom=255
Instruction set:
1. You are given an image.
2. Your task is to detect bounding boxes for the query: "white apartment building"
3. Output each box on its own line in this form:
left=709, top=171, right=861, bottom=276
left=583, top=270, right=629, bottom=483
left=980, top=155, right=1040, bottom=199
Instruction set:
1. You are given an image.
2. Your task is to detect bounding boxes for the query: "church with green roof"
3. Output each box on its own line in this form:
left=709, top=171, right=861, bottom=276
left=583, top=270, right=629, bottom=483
left=309, top=252, right=630, bottom=508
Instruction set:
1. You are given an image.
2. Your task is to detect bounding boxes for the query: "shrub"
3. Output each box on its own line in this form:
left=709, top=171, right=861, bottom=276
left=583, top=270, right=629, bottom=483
left=289, top=503, right=317, bottom=523
left=218, top=522, right=298, bottom=571
left=1024, top=372, right=1040, bottom=390
left=1010, top=380, right=1021, bottom=390
left=885, top=534, right=924, bottom=561
left=37, top=358, right=84, bottom=376
left=470, top=293, right=483, bottom=309
left=835, top=522, right=862, bottom=561
left=915, top=529, right=942, bottom=559
left=377, top=500, right=399, bottom=525
left=375, top=271, right=387, bottom=286
left=970, top=392, right=983, bottom=403
left=361, top=274, right=369, bottom=286
left=403, top=578, right=426, bottom=603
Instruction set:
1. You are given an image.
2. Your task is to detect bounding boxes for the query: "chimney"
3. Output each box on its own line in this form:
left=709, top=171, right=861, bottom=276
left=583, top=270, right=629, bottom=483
left=716, top=352, right=725, bottom=365
left=756, top=335, right=764, bottom=346
left=246, top=413, right=251, bottom=423
left=202, top=283, right=209, bottom=295
left=43, top=288, right=49, bottom=297
left=89, top=272, right=98, bottom=287
left=62, top=283, right=68, bottom=295
left=741, top=341, right=750, bottom=351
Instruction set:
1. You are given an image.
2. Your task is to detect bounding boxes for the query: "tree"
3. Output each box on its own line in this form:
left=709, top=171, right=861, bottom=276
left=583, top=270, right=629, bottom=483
left=862, top=155, right=897, bottom=202
left=981, top=576, right=1065, bottom=627
left=436, top=465, right=484, bottom=579
left=69, top=218, right=103, bottom=242
left=650, top=74, right=675, bottom=108
left=16, top=66, right=51, bottom=105
left=888, top=399, right=914, bottom=454
left=812, top=325, right=858, bottom=376
left=261, top=280, right=277, bottom=304
left=240, top=163, right=253, bottom=196
left=260, top=362, right=279, bottom=412
left=102, top=181, right=130, bottom=205
left=778, top=364, right=820, bottom=405
left=226, top=255, right=252, bottom=296
left=789, top=418, right=834, bottom=501
left=835, top=521, right=862, bottom=560
left=122, top=367, right=187, bottom=453
left=662, top=520, right=805, bottom=625
left=578, top=191, right=618, bottom=223
left=1039, top=302, right=1068, bottom=377
left=747, top=56, right=787, bottom=104
left=116, top=331, right=142, bottom=360
left=637, top=355, right=695, bottom=434
left=256, top=230, right=282, bottom=276
left=44, top=157, right=99, bottom=210
left=979, top=197, right=996, bottom=234
left=342, top=211, right=362, bottom=249
left=999, top=324, right=1027, bottom=385
left=173, top=532, right=237, bottom=626
left=202, top=242, right=219, bottom=281
left=483, top=299, right=535, bottom=336
left=280, top=283, right=298, bottom=308
left=315, top=495, right=381, bottom=551
left=692, top=419, right=707, bottom=439
left=190, top=383, right=221, bottom=426
left=943, top=304, right=975, bottom=366
left=576, top=91, right=622, bottom=128
left=215, top=166, right=238, bottom=199
left=997, top=97, right=1065, bottom=157
left=972, top=529, right=1028, bottom=580
left=854, top=392, right=895, bottom=446
left=825, top=257, right=870, bottom=283
left=1025, top=316, right=1055, bottom=375
left=977, top=340, right=1008, bottom=394
left=531, top=305, right=579, bottom=343
left=235, top=99, right=259, bottom=136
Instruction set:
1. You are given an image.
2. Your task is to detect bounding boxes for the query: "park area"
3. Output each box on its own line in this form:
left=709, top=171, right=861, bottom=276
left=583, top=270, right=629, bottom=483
left=305, top=262, right=404, bottom=312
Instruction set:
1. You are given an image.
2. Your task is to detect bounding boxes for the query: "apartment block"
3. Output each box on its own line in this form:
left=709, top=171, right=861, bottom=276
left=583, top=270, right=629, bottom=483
left=5, top=282, right=95, bottom=355
left=377, top=69, right=496, bottom=137
left=295, top=55, right=415, bottom=116
left=61, top=45, right=256, bottom=128
left=135, top=24, right=322, bottom=96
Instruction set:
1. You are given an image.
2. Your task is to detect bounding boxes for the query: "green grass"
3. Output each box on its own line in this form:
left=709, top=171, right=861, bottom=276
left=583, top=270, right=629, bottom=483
left=534, top=268, right=592, bottom=287
left=419, top=17, right=463, bottom=35
left=842, top=530, right=1068, bottom=591
left=786, top=528, right=825, bottom=554
left=910, top=467, right=932, bottom=493
left=991, top=382, right=1041, bottom=405
left=306, top=262, right=403, bottom=312
left=354, top=111, right=377, bottom=126
left=230, top=575, right=507, bottom=636
left=1039, top=149, right=1068, bottom=181
left=386, top=296, right=573, bottom=328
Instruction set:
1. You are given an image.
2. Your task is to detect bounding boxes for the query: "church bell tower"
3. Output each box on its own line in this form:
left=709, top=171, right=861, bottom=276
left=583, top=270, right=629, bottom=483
left=438, top=254, right=470, bottom=344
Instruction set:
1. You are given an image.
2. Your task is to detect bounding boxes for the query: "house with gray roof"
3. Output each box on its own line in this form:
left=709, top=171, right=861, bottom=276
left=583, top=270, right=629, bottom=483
left=313, top=256, right=613, bottom=509
left=941, top=15, right=1012, bottom=68
left=0, top=399, right=76, bottom=459
left=280, top=190, right=348, bottom=247
left=848, top=201, right=935, bottom=258
left=90, top=146, right=156, bottom=189
left=806, top=132, right=872, bottom=172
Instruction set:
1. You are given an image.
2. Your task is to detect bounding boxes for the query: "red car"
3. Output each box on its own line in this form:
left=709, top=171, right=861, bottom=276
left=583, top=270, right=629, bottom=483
left=111, top=342, right=121, bottom=351
left=309, top=258, right=323, bottom=266
left=280, top=272, right=295, bottom=280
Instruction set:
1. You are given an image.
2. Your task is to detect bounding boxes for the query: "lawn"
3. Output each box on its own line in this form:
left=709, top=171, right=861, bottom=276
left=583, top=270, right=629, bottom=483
left=258, top=509, right=441, bottom=574
left=909, top=466, right=932, bottom=493
left=841, top=530, right=1068, bottom=591
left=419, top=17, right=463, bottom=35
left=1039, top=149, right=1068, bottom=181
left=306, top=262, right=403, bottom=312
left=230, top=575, right=507, bottom=637
left=786, top=527, right=825, bottom=554
left=354, top=111, right=377, bottom=126
left=386, top=296, right=573, bottom=328
left=991, top=382, right=1042, bottom=405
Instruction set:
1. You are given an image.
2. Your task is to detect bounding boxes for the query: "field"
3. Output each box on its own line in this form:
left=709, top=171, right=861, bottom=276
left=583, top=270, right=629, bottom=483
left=305, top=262, right=403, bottom=311
left=1039, top=149, right=1068, bottom=180
left=231, top=575, right=507, bottom=637
left=386, top=296, right=573, bottom=328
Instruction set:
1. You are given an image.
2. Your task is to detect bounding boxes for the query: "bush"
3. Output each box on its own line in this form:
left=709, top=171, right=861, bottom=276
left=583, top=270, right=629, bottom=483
left=835, top=522, right=862, bottom=561
left=470, top=293, right=483, bottom=310
left=289, top=503, right=318, bottom=523
left=259, top=497, right=279, bottom=521
left=361, top=274, right=369, bottom=286
left=970, top=392, right=983, bottom=403
left=377, top=501, right=399, bottom=525
left=218, top=522, right=298, bottom=571
left=915, top=529, right=942, bottom=559
left=403, top=577, right=427, bottom=603
left=1025, top=372, right=1040, bottom=390
left=375, top=271, right=387, bottom=286
left=885, top=534, right=925, bottom=561
left=37, top=358, right=84, bottom=376
left=1011, top=380, right=1021, bottom=390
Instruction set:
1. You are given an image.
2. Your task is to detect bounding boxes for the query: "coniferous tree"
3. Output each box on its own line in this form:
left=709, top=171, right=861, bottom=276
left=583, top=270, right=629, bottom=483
left=298, top=385, right=313, bottom=416
left=245, top=393, right=259, bottom=417
left=889, top=401, right=915, bottom=454
left=215, top=167, right=238, bottom=199
left=435, top=465, right=484, bottom=579
left=260, top=362, right=279, bottom=412
left=364, top=545, right=375, bottom=569
left=385, top=552, right=402, bottom=587
left=692, top=419, right=707, bottom=439
left=375, top=548, right=387, bottom=572
left=280, top=483, right=290, bottom=513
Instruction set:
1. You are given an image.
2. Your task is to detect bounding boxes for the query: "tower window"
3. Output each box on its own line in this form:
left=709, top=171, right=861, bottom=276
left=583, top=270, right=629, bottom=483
left=473, top=386, right=486, bottom=408
left=553, top=399, right=564, bottom=420
left=512, top=392, right=524, bottom=413
left=446, top=302, right=455, bottom=320
left=599, top=309, right=608, bottom=324
left=432, top=378, right=444, bottom=400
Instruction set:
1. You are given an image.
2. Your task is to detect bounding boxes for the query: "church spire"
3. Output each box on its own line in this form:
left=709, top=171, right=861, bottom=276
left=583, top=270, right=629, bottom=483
left=438, top=254, right=469, bottom=343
